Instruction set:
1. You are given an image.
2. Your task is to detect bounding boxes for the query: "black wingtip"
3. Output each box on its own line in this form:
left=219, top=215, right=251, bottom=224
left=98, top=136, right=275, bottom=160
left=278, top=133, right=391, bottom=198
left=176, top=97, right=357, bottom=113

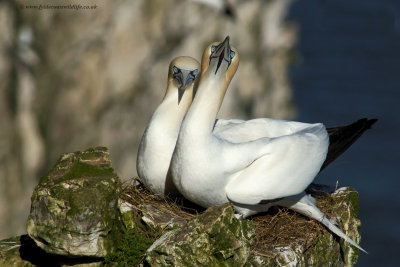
left=366, top=118, right=378, bottom=128
left=321, top=118, right=378, bottom=171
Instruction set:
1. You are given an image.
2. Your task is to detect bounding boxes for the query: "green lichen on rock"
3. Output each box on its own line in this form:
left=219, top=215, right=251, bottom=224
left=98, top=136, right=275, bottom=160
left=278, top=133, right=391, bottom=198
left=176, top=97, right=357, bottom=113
left=104, top=225, right=156, bottom=266
left=104, top=201, right=164, bottom=266
left=145, top=203, right=255, bottom=266
left=26, top=147, right=123, bottom=258
left=332, top=187, right=362, bottom=266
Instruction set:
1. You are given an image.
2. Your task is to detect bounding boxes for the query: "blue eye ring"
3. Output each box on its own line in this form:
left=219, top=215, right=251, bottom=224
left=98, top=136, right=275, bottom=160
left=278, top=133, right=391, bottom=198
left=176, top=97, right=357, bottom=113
left=230, top=50, right=235, bottom=59
left=192, top=69, right=199, bottom=76
left=172, top=66, right=179, bottom=74
left=211, top=45, right=217, bottom=53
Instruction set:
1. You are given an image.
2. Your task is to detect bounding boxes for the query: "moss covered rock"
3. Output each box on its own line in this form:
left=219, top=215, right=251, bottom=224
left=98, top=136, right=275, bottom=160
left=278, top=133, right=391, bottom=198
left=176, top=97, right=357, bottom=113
left=145, top=203, right=255, bottom=266
left=140, top=204, right=187, bottom=230
left=26, top=147, right=122, bottom=258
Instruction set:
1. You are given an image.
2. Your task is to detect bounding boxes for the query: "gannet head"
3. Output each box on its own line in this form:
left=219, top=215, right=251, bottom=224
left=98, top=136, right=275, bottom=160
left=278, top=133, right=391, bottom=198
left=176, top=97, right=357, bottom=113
left=200, top=36, right=239, bottom=81
left=167, top=56, right=200, bottom=104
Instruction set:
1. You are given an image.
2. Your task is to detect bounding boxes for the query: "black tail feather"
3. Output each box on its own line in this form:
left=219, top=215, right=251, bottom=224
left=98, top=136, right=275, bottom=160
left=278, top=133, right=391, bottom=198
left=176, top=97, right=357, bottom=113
left=320, top=118, right=378, bottom=171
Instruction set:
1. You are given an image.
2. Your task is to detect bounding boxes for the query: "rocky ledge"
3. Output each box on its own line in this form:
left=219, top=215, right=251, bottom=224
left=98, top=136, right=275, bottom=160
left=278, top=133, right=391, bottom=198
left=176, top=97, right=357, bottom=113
left=0, top=147, right=363, bottom=266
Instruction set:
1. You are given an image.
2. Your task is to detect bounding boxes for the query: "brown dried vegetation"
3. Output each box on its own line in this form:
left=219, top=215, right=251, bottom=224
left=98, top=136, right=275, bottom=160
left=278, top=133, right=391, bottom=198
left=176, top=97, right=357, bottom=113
left=121, top=178, right=338, bottom=255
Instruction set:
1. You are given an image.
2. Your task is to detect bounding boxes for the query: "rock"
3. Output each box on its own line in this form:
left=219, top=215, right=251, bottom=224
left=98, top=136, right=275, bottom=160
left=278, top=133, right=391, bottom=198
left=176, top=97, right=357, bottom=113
left=248, top=187, right=362, bottom=266
left=2, top=179, right=362, bottom=266
left=26, top=147, right=123, bottom=258
left=140, top=204, right=187, bottom=230
left=145, top=203, right=255, bottom=266
left=119, top=200, right=136, bottom=230
left=0, top=235, right=102, bottom=267
left=331, top=187, right=362, bottom=265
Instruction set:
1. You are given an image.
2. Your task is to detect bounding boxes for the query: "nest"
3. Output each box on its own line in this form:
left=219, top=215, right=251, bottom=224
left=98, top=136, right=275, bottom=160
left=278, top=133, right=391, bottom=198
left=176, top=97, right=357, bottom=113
left=120, top=178, right=338, bottom=255
left=120, top=178, right=202, bottom=221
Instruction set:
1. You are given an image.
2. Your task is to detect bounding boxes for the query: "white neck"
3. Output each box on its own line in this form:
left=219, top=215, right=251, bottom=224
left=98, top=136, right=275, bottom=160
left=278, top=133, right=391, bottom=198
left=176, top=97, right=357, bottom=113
left=181, top=72, right=227, bottom=136
left=150, top=85, right=193, bottom=134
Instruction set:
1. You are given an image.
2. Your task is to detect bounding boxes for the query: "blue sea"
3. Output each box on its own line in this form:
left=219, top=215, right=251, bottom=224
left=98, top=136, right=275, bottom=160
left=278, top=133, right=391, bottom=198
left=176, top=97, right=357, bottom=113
left=289, top=0, right=400, bottom=266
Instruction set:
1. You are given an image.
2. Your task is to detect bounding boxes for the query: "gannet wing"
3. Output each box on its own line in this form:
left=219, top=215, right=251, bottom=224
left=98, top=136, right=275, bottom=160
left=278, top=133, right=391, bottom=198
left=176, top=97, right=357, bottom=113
left=225, top=123, right=329, bottom=205
left=214, top=118, right=320, bottom=143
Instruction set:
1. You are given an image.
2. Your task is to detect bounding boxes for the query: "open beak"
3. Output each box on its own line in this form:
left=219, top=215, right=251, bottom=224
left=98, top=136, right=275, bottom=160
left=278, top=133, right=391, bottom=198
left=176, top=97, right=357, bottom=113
left=209, top=36, right=232, bottom=75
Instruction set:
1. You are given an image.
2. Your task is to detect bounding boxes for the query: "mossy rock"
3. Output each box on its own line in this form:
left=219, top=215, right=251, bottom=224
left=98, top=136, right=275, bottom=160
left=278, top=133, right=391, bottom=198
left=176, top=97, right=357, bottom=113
left=26, top=147, right=123, bottom=258
left=145, top=203, right=255, bottom=266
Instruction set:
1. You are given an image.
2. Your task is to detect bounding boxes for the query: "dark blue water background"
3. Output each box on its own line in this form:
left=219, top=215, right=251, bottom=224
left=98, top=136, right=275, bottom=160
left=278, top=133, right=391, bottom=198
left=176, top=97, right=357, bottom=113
left=289, top=0, right=400, bottom=265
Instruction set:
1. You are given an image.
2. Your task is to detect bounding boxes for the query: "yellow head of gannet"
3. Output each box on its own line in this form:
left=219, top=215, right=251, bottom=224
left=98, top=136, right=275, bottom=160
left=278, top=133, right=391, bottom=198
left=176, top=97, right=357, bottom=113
left=137, top=56, right=200, bottom=197
left=200, top=35, right=239, bottom=83
left=166, top=56, right=200, bottom=103
left=179, top=36, right=239, bottom=128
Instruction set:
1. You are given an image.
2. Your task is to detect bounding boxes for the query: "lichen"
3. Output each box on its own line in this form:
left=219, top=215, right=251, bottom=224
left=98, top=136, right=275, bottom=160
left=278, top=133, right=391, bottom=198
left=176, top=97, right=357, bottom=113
left=105, top=204, right=163, bottom=266
left=26, top=147, right=123, bottom=257
left=145, top=204, right=255, bottom=266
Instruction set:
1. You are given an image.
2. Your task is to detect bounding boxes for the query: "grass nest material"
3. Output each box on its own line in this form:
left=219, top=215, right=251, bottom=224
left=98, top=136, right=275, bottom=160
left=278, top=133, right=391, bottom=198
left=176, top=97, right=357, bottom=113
left=120, top=178, right=339, bottom=256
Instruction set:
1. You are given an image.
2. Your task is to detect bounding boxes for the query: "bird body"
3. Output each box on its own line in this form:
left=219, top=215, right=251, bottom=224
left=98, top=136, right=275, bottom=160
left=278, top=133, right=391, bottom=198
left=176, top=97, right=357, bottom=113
left=137, top=56, right=200, bottom=196
left=172, top=38, right=328, bottom=209
left=170, top=37, right=367, bottom=252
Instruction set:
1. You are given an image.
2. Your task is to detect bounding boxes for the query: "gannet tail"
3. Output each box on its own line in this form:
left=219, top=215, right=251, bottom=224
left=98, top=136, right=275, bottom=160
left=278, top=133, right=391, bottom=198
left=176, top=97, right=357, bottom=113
left=284, top=194, right=367, bottom=253
left=321, top=118, right=378, bottom=171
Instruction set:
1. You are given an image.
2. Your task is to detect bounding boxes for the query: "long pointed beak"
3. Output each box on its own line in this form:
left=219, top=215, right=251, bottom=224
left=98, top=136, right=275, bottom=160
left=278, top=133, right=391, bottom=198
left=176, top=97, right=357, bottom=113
left=210, top=36, right=232, bottom=75
left=176, top=69, right=197, bottom=104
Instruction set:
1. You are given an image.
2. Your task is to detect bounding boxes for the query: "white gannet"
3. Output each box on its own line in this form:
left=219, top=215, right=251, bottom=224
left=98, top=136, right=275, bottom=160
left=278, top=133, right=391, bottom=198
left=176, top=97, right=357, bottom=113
left=171, top=36, right=367, bottom=252
left=137, top=56, right=200, bottom=197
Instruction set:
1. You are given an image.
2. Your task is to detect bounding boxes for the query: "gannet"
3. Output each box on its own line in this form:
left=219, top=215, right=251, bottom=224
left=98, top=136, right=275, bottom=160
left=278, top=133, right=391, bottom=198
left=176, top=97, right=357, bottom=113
left=137, top=56, right=200, bottom=197
left=171, top=36, right=367, bottom=252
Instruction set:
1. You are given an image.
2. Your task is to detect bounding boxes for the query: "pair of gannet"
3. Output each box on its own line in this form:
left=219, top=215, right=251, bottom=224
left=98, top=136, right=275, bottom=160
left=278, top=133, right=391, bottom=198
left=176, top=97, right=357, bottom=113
left=137, top=37, right=375, bottom=253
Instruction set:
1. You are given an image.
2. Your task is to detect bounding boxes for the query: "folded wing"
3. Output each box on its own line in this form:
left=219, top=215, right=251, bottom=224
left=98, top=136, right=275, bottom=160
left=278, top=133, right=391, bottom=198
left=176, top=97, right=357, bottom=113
left=225, top=123, right=329, bottom=205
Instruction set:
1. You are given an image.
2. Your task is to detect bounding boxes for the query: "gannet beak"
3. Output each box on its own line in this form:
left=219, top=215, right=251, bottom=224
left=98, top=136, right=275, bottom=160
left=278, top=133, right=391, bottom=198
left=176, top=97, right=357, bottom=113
left=174, top=68, right=199, bottom=104
left=209, top=36, right=233, bottom=75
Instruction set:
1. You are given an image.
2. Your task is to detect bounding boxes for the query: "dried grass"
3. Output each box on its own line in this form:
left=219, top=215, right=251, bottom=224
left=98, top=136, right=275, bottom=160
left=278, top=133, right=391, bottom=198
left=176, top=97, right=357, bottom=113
left=121, top=178, right=339, bottom=254
left=120, top=178, right=202, bottom=221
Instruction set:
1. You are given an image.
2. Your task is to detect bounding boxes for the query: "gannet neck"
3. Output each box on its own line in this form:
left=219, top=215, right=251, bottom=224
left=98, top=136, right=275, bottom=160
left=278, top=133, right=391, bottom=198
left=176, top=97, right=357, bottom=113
left=180, top=37, right=239, bottom=137
left=182, top=74, right=227, bottom=136
left=153, top=82, right=193, bottom=132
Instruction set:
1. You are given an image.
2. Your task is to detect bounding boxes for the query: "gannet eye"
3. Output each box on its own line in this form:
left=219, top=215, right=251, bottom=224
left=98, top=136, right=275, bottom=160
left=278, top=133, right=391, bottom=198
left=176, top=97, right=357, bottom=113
left=211, top=45, right=217, bottom=53
left=230, top=50, right=235, bottom=59
left=192, top=69, right=199, bottom=77
left=172, top=66, right=180, bottom=74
